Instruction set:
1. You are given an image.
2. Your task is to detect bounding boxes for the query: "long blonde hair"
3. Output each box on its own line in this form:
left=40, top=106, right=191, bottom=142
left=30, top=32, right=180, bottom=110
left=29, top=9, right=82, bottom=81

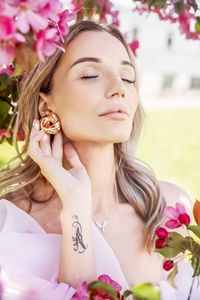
left=0, top=20, right=166, bottom=251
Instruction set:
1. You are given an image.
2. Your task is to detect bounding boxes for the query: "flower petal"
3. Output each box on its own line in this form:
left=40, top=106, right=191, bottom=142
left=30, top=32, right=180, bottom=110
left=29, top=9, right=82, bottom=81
left=164, top=206, right=179, bottom=220
left=0, top=42, right=14, bottom=65
left=175, top=202, right=186, bottom=215
left=165, top=220, right=181, bottom=229
left=27, top=10, right=48, bottom=32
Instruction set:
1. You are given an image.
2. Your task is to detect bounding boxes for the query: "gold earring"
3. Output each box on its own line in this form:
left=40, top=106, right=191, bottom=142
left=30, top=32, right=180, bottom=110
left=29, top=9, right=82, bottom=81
left=39, top=113, right=61, bottom=135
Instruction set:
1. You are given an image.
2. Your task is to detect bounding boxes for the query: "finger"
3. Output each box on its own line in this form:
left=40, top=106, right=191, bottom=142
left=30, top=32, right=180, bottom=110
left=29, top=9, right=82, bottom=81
left=52, top=131, right=63, bottom=163
left=63, top=142, right=84, bottom=170
left=30, top=119, right=41, bottom=137
left=39, top=132, right=51, bottom=157
left=28, top=121, right=45, bottom=161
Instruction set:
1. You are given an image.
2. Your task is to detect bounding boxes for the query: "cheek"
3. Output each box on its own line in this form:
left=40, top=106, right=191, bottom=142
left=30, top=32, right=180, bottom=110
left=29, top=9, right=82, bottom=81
left=128, top=88, right=139, bottom=116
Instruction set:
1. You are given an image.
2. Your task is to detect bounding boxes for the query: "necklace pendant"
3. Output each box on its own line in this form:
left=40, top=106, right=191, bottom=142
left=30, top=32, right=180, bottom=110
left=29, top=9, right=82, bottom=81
left=95, top=220, right=108, bottom=232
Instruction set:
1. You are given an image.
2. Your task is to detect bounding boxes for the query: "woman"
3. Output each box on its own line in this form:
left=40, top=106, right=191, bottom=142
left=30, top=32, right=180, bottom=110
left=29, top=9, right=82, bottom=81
left=0, top=20, right=194, bottom=299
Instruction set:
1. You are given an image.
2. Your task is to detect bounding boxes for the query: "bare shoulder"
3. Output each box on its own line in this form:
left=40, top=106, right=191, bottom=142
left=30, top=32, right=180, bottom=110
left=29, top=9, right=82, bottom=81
left=158, top=180, right=193, bottom=215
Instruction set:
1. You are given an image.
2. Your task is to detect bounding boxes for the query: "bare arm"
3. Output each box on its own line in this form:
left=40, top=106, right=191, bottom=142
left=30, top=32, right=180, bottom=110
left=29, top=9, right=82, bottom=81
left=58, top=201, right=97, bottom=288
left=27, top=120, right=98, bottom=288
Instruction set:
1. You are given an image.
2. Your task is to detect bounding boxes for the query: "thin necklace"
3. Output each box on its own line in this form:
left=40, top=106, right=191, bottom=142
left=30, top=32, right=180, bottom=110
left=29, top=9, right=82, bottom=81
left=93, top=188, right=118, bottom=233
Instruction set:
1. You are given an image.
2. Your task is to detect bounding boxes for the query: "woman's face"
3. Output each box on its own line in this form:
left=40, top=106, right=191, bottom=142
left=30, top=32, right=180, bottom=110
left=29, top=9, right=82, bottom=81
left=44, top=30, right=139, bottom=144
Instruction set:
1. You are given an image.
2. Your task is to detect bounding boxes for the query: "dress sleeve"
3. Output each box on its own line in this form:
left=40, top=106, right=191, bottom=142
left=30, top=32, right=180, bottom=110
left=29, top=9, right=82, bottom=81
left=0, top=199, right=76, bottom=300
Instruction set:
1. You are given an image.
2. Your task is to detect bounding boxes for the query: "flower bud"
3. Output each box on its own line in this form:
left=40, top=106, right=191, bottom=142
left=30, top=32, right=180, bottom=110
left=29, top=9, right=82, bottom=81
left=163, top=260, right=174, bottom=271
left=155, top=227, right=168, bottom=239
left=155, top=238, right=165, bottom=248
left=178, top=213, right=190, bottom=226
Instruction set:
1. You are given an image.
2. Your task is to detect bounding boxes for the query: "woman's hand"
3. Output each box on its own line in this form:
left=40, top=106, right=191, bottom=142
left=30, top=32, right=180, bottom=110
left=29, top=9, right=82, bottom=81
left=27, top=119, right=92, bottom=210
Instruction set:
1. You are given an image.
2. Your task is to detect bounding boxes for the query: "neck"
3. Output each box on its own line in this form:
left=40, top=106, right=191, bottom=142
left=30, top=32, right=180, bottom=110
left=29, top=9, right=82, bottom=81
left=63, top=140, right=119, bottom=216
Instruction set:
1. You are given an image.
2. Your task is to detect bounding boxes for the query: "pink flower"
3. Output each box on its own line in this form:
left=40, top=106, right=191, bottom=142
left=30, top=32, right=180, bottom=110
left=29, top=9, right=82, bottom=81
left=155, top=238, right=166, bottom=248
left=38, top=0, right=63, bottom=23
left=35, top=28, right=64, bottom=61
left=164, top=202, right=190, bottom=229
left=12, top=0, right=49, bottom=34
left=0, top=130, right=11, bottom=142
left=0, top=15, right=25, bottom=64
left=71, top=279, right=88, bottom=300
left=129, top=39, right=139, bottom=57
left=155, top=227, right=169, bottom=239
left=98, top=274, right=122, bottom=292
left=163, top=260, right=174, bottom=271
left=0, top=64, right=15, bottom=75
left=56, top=9, right=76, bottom=43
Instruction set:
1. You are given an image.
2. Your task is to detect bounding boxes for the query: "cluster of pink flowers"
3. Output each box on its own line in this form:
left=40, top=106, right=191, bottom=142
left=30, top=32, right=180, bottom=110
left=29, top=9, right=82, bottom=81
left=133, top=2, right=200, bottom=40
left=0, top=0, right=76, bottom=64
left=155, top=202, right=191, bottom=271
left=72, top=274, right=123, bottom=300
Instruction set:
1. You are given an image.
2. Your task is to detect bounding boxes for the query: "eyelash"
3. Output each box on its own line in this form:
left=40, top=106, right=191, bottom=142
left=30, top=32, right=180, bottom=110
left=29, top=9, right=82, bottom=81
left=81, top=75, right=135, bottom=84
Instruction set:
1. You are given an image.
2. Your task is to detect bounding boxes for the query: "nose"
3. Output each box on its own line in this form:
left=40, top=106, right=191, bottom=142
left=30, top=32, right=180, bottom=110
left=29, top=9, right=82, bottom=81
left=105, top=76, right=126, bottom=99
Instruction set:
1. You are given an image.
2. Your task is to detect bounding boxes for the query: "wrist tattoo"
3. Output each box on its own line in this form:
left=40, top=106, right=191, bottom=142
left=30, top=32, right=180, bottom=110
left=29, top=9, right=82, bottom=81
left=72, top=215, right=88, bottom=253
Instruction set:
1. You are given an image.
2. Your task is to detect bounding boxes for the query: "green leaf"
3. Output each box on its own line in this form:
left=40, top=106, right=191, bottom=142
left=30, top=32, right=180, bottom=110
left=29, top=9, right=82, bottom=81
left=191, top=257, right=200, bottom=277
left=133, top=282, right=161, bottom=300
left=167, top=263, right=178, bottom=289
left=195, top=22, right=200, bottom=33
left=0, top=73, right=9, bottom=91
left=179, top=236, right=200, bottom=255
left=151, top=0, right=166, bottom=8
left=10, top=64, right=23, bottom=77
left=154, top=232, right=187, bottom=258
left=88, top=280, right=118, bottom=300
left=167, top=232, right=186, bottom=250
left=174, top=0, right=184, bottom=13
left=123, top=289, right=134, bottom=298
left=154, top=246, right=182, bottom=258
left=0, top=100, right=10, bottom=121
left=188, top=225, right=200, bottom=239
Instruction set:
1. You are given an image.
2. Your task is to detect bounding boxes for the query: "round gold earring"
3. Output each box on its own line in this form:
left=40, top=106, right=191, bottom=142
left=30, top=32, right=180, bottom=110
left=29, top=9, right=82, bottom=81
left=39, top=113, right=61, bottom=135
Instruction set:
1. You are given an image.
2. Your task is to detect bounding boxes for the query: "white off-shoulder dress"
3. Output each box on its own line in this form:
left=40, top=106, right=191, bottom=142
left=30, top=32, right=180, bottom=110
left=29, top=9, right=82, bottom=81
left=0, top=199, right=200, bottom=300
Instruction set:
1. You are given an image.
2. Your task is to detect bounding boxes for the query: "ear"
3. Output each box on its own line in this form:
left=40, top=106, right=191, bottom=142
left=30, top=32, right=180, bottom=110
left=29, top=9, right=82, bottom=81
left=38, top=92, right=54, bottom=118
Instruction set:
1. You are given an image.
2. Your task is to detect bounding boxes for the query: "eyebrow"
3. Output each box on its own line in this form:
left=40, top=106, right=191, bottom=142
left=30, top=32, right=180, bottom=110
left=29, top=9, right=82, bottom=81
left=69, top=57, right=135, bottom=70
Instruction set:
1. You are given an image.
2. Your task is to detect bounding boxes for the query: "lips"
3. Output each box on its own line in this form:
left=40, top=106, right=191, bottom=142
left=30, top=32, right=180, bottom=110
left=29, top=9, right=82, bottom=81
left=99, top=107, right=129, bottom=116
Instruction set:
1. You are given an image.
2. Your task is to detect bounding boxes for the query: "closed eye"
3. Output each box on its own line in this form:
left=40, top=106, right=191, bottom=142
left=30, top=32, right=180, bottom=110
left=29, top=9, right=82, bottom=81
left=81, top=76, right=135, bottom=84
left=123, top=79, right=135, bottom=84
left=81, top=76, right=98, bottom=79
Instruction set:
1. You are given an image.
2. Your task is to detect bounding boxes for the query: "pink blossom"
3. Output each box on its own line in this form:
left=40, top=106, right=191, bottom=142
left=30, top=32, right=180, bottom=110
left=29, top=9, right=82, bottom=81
left=56, top=9, right=76, bottom=43
left=0, top=130, right=11, bottom=140
left=163, top=260, right=174, bottom=271
left=155, top=227, right=169, bottom=239
left=0, top=42, right=15, bottom=65
left=39, top=0, right=63, bottom=23
left=14, top=0, right=48, bottom=34
left=155, top=238, right=166, bottom=248
left=164, top=202, right=190, bottom=229
left=71, top=278, right=88, bottom=300
left=129, top=39, right=139, bottom=57
left=0, top=15, right=25, bottom=64
left=35, top=28, right=64, bottom=61
left=71, top=0, right=84, bottom=12
left=133, top=4, right=149, bottom=16
left=0, top=64, right=15, bottom=75
left=98, top=274, right=122, bottom=292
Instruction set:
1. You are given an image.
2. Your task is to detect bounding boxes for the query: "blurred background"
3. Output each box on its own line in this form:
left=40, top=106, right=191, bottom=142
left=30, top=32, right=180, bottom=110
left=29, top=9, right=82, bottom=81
left=0, top=0, right=199, bottom=201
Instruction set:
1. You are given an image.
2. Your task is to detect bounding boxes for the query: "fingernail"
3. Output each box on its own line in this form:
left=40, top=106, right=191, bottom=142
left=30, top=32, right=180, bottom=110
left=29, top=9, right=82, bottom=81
left=33, top=119, right=39, bottom=129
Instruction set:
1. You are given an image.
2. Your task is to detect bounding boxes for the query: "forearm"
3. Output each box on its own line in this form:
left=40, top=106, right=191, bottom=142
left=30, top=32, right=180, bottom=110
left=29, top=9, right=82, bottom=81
left=58, top=201, right=97, bottom=288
